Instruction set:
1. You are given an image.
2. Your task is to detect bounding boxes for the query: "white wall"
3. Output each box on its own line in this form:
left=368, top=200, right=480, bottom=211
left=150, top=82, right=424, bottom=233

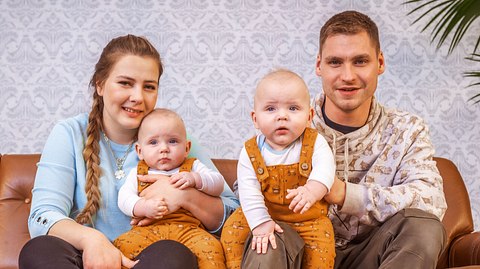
left=1, top=0, right=479, bottom=229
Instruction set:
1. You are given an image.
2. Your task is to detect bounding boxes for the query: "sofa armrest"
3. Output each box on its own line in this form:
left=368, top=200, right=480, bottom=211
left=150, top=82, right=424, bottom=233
left=449, top=231, right=480, bottom=267
left=0, top=154, right=39, bottom=269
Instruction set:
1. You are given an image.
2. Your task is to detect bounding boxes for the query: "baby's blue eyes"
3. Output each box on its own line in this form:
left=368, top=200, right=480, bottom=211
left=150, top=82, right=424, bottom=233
left=147, top=139, right=178, bottom=145
left=264, top=106, right=300, bottom=112
left=148, top=140, right=158, bottom=145
left=289, top=106, right=299, bottom=111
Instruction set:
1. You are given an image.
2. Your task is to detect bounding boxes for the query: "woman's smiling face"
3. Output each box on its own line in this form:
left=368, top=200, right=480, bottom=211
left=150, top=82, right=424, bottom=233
left=97, top=54, right=159, bottom=140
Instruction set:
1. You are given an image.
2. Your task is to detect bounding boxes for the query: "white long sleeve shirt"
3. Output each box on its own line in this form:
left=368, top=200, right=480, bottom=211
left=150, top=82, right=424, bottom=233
left=118, top=159, right=224, bottom=217
left=237, top=134, right=335, bottom=230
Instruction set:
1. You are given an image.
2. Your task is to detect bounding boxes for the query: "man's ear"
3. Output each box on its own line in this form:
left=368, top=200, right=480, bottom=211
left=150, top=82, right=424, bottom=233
left=315, top=53, right=322, bottom=77
left=135, top=143, right=143, bottom=159
left=251, top=110, right=259, bottom=129
left=378, top=51, right=386, bottom=75
left=185, top=140, right=191, bottom=157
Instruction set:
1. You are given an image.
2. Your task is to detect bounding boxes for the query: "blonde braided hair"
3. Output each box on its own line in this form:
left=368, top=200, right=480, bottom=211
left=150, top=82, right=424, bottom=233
left=76, top=35, right=162, bottom=225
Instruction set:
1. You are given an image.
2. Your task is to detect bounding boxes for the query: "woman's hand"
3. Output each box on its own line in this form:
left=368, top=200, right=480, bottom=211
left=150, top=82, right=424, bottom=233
left=133, top=198, right=168, bottom=220
left=121, top=254, right=139, bottom=268
left=138, top=172, right=225, bottom=231
left=81, top=230, right=138, bottom=269
left=138, top=174, right=185, bottom=213
left=251, top=220, right=283, bottom=254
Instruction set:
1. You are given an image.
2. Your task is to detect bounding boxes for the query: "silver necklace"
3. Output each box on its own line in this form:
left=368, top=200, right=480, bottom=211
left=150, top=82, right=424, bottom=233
left=102, top=133, right=134, bottom=179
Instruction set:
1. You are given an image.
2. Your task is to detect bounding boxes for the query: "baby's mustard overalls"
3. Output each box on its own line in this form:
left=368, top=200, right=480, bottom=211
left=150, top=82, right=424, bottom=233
left=221, top=128, right=335, bottom=269
left=113, top=158, right=226, bottom=269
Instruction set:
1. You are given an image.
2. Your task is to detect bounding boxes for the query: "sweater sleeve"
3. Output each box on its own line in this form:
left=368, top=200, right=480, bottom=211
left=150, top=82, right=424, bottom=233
left=28, top=121, right=79, bottom=237
left=340, top=117, right=447, bottom=224
left=237, top=147, right=272, bottom=230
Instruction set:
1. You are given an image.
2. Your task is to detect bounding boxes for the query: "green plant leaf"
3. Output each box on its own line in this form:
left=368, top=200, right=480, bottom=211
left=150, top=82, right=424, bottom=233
left=406, top=0, right=480, bottom=104
left=465, top=55, right=480, bottom=103
left=468, top=93, right=480, bottom=103
left=406, top=0, right=480, bottom=54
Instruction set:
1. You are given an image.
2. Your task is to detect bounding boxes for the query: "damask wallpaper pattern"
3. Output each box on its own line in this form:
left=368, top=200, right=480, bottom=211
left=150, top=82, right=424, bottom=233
left=1, top=1, right=479, bottom=229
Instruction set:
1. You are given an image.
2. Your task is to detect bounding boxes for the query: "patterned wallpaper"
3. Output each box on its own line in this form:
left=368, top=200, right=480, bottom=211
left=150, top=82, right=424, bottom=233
left=1, top=1, right=479, bottom=229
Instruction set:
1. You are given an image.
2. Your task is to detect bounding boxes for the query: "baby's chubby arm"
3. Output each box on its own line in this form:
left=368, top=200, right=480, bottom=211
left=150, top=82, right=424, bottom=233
left=286, top=133, right=335, bottom=214
left=170, top=160, right=224, bottom=196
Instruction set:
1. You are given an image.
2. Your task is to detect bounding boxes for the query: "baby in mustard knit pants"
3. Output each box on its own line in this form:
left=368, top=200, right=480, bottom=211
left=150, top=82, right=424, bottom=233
left=114, top=108, right=226, bottom=269
left=221, top=69, right=336, bottom=269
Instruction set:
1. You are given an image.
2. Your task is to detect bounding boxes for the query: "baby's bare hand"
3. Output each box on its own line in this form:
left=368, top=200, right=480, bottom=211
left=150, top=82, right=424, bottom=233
left=251, top=220, right=283, bottom=254
left=286, top=186, right=316, bottom=214
left=170, top=172, right=196, bottom=189
left=144, top=198, right=168, bottom=219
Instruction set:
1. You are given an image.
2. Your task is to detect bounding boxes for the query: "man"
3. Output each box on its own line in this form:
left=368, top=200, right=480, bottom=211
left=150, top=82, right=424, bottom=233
left=237, top=10, right=447, bottom=269
left=312, top=10, right=447, bottom=269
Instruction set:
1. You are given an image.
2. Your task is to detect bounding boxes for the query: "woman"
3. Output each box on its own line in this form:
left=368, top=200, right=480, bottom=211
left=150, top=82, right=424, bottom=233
left=19, top=34, right=238, bottom=269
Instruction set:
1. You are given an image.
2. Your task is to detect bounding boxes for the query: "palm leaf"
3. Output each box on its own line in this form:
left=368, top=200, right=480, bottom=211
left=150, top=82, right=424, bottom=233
left=465, top=54, right=480, bottom=103
left=469, top=94, right=480, bottom=103
left=406, top=0, right=480, bottom=54
left=406, top=0, right=480, bottom=104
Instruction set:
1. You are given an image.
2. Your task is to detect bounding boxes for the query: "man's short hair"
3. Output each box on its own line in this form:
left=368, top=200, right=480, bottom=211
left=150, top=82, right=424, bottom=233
left=319, top=10, right=380, bottom=54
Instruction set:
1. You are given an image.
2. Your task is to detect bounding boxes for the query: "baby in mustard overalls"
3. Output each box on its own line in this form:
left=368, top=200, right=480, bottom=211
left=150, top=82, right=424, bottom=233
left=114, top=108, right=226, bottom=269
left=221, top=69, right=336, bottom=268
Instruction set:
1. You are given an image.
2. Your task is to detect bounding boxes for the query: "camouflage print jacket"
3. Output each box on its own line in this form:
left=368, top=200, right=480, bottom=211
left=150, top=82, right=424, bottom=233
left=312, top=93, right=447, bottom=247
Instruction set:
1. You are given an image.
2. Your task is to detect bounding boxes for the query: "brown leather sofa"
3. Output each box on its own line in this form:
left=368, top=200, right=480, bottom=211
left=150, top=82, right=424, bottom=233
left=1, top=154, right=479, bottom=269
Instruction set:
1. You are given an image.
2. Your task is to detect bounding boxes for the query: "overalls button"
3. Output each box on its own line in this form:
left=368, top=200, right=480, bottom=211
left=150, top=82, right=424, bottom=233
left=257, top=167, right=264, bottom=175
left=301, top=163, right=309, bottom=170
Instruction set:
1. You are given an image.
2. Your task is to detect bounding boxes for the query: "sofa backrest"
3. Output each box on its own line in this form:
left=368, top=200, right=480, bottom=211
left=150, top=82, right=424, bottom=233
left=0, top=154, right=474, bottom=269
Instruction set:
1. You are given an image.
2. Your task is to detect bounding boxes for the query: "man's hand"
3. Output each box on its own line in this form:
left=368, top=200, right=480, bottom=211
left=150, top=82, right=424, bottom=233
left=251, top=220, right=283, bottom=254
left=323, top=176, right=346, bottom=207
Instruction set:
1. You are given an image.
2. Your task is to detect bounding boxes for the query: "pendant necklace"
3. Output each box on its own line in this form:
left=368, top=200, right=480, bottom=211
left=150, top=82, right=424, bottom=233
left=103, top=133, right=134, bottom=180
